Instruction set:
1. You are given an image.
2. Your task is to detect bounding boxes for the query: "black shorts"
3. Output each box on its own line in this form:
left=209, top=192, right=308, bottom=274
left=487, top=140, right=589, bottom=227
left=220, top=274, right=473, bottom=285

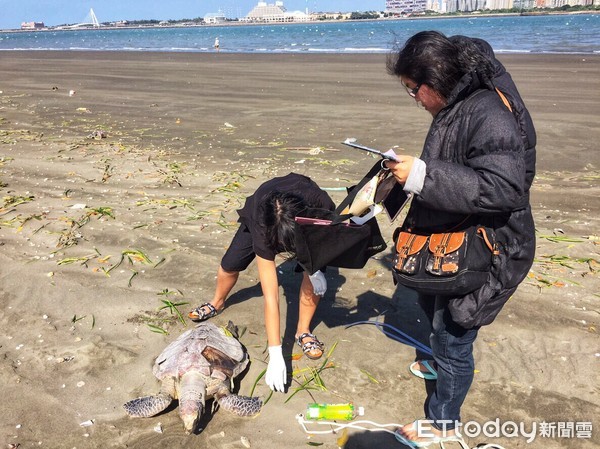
left=220, top=223, right=323, bottom=274
left=220, top=224, right=257, bottom=272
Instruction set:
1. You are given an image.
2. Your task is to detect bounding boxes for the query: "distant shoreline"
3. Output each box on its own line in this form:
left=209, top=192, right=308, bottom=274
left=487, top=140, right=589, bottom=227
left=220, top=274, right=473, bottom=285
left=2, top=10, right=598, bottom=33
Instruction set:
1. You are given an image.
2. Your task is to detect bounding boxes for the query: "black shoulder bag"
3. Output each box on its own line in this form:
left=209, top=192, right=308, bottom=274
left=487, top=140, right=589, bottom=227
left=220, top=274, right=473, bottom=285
left=391, top=216, right=500, bottom=296
left=294, top=162, right=390, bottom=274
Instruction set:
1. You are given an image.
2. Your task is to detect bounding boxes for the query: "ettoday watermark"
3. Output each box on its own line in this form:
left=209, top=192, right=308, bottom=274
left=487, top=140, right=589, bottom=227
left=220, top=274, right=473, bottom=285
left=416, top=419, right=593, bottom=444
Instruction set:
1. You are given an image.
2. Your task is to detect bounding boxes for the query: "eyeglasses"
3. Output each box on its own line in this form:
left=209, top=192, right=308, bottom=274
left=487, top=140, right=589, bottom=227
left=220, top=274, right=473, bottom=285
left=403, top=82, right=422, bottom=98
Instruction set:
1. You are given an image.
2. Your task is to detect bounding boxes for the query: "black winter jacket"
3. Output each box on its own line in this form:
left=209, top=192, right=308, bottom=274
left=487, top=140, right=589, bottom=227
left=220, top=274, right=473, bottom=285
left=403, top=68, right=536, bottom=328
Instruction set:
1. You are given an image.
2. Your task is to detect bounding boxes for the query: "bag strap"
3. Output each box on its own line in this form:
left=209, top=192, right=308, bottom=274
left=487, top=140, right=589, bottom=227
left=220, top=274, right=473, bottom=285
left=477, top=227, right=500, bottom=255
left=495, top=87, right=512, bottom=112
left=332, top=161, right=383, bottom=224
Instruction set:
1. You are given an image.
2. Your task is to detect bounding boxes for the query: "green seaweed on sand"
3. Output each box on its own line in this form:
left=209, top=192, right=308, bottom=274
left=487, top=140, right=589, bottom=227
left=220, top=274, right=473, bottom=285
left=285, top=341, right=338, bottom=404
left=153, top=161, right=186, bottom=186
left=96, top=157, right=114, bottom=183
left=137, top=290, right=189, bottom=334
left=535, top=254, right=599, bottom=272
left=360, top=369, right=380, bottom=384
left=0, top=129, right=43, bottom=144
left=122, top=249, right=153, bottom=264
left=71, top=315, right=86, bottom=323
left=316, top=158, right=354, bottom=167
left=147, top=323, right=169, bottom=334
left=136, top=197, right=195, bottom=210
left=186, top=209, right=211, bottom=221
left=537, top=232, right=585, bottom=244
left=71, top=314, right=96, bottom=329
left=87, top=206, right=115, bottom=220
left=0, top=156, right=14, bottom=166
left=217, top=212, right=236, bottom=229
left=0, top=213, right=44, bottom=232
left=248, top=369, right=274, bottom=405
left=57, top=253, right=99, bottom=266
left=157, top=288, right=188, bottom=326
left=1, top=195, right=34, bottom=210
left=212, top=171, right=254, bottom=190
left=105, top=248, right=153, bottom=276
left=540, top=235, right=586, bottom=244
left=57, top=207, right=115, bottom=248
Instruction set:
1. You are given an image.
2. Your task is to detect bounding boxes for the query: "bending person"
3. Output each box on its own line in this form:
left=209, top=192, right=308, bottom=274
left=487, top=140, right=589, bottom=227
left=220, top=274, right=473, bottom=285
left=189, top=173, right=335, bottom=392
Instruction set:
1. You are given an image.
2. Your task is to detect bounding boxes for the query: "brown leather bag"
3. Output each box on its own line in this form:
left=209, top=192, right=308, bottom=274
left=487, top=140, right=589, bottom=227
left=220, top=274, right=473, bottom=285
left=393, top=226, right=499, bottom=296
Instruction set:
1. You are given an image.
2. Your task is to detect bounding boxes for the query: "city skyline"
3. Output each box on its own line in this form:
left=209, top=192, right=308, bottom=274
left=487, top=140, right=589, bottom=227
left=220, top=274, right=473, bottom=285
left=0, top=0, right=385, bottom=30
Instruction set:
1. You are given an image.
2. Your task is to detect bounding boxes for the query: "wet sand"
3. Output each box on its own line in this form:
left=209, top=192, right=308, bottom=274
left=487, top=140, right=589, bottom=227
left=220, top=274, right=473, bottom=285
left=0, top=52, right=599, bottom=449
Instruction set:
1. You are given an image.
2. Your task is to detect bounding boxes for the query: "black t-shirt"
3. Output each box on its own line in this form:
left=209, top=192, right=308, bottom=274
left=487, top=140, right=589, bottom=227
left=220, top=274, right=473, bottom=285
left=237, top=173, right=335, bottom=260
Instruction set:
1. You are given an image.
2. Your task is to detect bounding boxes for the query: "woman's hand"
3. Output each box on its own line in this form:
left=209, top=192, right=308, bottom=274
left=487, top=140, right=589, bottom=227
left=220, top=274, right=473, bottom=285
left=308, top=270, right=327, bottom=296
left=265, top=345, right=286, bottom=392
left=385, top=156, right=415, bottom=185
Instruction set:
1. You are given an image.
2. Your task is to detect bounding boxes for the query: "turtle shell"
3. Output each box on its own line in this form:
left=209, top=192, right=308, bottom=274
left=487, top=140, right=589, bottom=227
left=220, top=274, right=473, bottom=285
left=152, top=322, right=248, bottom=382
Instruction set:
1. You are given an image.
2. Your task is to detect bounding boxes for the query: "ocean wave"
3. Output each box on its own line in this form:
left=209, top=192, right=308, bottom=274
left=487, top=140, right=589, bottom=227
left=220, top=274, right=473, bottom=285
left=343, top=47, right=388, bottom=53
left=1, top=15, right=598, bottom=55
left=494, top=48, right=531, bottom=53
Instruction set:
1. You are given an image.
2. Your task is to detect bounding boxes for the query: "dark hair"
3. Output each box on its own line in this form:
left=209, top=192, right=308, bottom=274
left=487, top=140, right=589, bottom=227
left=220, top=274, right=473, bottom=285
left=262, top=191, right=306, bottom=257
left=387, top=31, right=495, bottom=100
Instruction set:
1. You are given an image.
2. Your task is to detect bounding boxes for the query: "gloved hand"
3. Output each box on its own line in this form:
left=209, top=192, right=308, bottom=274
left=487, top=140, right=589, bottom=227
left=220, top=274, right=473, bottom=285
left=309, top=270, right=327, bottom=296
left=265, top=345, right=286, bottom=392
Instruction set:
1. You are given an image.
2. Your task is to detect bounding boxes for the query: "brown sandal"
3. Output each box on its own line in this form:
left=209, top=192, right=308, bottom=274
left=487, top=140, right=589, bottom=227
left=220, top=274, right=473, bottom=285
left=296, top=332, right=324, bottom=360
left=188, top=303, right=219, bottom=322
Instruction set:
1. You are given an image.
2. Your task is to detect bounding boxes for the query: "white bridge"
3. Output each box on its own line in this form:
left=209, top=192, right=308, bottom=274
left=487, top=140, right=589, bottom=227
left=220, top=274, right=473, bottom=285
left=68, top=8, right=101, bottom=28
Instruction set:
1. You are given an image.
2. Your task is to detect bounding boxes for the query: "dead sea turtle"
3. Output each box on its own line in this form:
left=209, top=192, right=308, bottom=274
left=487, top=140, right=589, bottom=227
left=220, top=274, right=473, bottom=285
left=123, top=321, right=261, bottom=433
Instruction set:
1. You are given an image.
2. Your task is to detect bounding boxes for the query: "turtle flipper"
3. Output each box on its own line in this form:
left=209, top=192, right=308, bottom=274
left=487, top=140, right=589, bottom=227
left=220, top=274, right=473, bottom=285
left=123, top=393, right=173, bottom=418
left=217, top=394, right=262, bottom=417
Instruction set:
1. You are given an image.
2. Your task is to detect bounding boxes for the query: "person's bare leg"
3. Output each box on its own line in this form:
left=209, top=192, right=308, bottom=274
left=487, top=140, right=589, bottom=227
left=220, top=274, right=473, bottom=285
left=190, top=266, right=238, bottom=319
left=211, top=266, right=239, bottom=310
left=295, top=272, right=323, bottom=358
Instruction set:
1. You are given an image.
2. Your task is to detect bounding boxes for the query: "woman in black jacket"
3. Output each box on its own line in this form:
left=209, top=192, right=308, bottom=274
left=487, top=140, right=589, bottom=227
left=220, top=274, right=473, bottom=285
left=385, top=31, right=536, bottom=446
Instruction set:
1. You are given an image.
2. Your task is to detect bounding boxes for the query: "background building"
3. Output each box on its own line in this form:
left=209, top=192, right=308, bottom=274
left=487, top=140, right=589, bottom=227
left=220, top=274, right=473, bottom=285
left=204, top=11, right=227, bottom=24
left=244, top=1, right=310, bottom=22
left=387, top=0, right=592, bottom=12
left=386, top=0, right=428, bottom=13
left=21, top=22, right=45, bottom=30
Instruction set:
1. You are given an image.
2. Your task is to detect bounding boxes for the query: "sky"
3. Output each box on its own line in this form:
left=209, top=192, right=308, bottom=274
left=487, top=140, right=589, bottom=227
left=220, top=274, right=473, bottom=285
left=0, top=1, right=386, bottom=30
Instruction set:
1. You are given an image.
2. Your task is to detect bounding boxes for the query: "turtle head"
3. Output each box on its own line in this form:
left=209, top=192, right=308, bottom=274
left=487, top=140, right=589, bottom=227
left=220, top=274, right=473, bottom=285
left=179, top=400, right=203, bottom=434
left=178, top=371, right=206, bottom=434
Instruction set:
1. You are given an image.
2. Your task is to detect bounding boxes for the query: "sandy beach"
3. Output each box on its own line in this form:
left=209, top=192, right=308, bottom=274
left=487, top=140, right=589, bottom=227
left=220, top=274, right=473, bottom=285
left=0, top=51, right=599, bottom=449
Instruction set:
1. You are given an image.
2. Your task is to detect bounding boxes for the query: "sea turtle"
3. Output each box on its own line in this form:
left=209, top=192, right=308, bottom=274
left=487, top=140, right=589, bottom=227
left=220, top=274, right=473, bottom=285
left=123, top=321, right=262, bottom=433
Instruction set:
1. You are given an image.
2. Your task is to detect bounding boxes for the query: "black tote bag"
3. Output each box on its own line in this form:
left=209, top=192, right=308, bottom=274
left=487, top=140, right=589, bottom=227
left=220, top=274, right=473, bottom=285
left=294, top=162, right=388, bottom=274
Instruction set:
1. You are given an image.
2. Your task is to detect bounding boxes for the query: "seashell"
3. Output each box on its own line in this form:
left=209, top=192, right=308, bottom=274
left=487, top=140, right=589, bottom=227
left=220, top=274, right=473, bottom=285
left=79, top=419, right=94, bottom=427
left=240, top=436, right=251, bottom=448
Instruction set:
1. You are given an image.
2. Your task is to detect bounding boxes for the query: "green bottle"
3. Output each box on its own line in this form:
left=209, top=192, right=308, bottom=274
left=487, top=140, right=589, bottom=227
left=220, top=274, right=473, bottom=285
left=305, top=403, right=364, bottom=421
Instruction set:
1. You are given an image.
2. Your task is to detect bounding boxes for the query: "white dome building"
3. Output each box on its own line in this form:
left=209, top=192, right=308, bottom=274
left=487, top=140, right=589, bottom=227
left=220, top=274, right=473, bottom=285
left=244, top=1, right=310, bottom=22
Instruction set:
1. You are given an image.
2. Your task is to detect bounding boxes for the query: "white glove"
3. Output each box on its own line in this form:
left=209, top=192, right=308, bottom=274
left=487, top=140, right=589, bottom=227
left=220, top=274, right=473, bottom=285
left=265, top=345, right=286, bottom=392
left=309, top=270, right=327, bottom=296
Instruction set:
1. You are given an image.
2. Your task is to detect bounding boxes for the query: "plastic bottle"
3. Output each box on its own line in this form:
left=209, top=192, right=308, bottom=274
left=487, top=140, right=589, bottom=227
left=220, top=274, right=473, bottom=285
left=305, top=403, right=364, bottom=421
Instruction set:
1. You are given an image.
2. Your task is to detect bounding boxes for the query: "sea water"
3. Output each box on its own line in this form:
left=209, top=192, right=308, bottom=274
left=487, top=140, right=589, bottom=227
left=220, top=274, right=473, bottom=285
left=0, top=14, right=598, bottom=54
